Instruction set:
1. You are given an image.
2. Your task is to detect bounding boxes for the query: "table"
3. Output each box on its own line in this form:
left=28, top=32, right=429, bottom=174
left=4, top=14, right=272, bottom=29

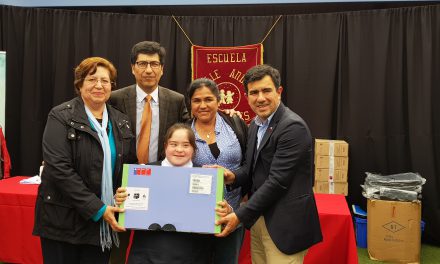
left=238, top=193, right=359, bottom=264
left=0, top=178, right=358, bottom=264
left=0, top=176, right=42, bottom=264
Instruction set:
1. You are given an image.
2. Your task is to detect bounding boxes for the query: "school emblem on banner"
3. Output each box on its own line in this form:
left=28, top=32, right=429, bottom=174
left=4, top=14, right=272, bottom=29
left=192, top=44, right=263, bottom=123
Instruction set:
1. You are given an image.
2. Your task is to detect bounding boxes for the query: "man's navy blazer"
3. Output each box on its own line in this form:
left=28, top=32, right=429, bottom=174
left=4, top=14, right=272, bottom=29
left=233, top=103, right=322, bottom=255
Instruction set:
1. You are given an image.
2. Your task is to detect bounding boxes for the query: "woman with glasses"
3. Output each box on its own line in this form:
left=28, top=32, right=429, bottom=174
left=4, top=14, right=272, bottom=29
left=33, top=57, right=137, bottom=264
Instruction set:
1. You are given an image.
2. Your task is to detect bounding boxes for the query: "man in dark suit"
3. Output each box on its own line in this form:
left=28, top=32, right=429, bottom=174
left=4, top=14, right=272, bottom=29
left=216, top=65, right=322, bottom=263
left=108, top=41, right=189, bottom=263
left=109, top=41, right=189, bottom=162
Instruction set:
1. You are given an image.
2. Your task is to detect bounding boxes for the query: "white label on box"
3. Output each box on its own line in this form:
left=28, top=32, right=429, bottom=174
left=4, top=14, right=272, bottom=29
left=189, top=174, right=212, bottom=195
left=329, top=182, right=335, bottom=194
left=329, top=141, right=335, bottom=156
left=329, top=156, right=335, bottom=172
left=124, top=187, right=149, bottom=210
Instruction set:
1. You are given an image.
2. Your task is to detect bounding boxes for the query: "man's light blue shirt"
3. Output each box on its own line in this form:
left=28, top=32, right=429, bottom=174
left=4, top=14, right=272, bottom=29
left=254, top=103, right=280, bottom=149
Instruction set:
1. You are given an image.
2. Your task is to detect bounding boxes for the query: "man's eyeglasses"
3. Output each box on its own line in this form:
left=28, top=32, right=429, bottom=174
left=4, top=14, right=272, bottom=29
left=135, top=61, right=162, bottom=70
left=84, top=77, right=113, bottom=87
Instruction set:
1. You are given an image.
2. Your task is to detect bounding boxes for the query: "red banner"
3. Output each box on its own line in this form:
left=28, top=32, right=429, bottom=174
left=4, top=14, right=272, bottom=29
left=192, top=44, right=263, bottom=123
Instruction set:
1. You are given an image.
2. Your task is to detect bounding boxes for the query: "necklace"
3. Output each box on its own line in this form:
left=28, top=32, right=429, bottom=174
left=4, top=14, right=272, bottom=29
left=199, top=129, right=214, bottom=140
left=195, top=122, right=215, bottom=141
left=196, top=126, right=214, bottom=140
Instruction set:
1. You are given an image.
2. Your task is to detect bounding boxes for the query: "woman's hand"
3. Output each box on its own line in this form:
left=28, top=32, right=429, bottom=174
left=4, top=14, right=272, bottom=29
left=103, top=205, right=126, bottom=232
left=216, top=200, right=233, bottom=218
left=114, top=187, right=128, bottom=206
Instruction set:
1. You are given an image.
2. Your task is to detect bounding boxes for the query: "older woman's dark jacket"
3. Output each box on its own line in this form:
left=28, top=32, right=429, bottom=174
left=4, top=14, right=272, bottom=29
left=33, top=96, right=136, bottom=246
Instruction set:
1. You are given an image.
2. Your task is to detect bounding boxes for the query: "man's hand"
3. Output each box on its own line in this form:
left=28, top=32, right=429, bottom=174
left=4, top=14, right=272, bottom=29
left=203, top=164, right=236, bottom=184
left=103, top=205, right=126, bottom=232
left=216, top=200, right=233, bottom=218
left=215, top=212, right=240, bottom=237
left=114, top=187, right=127, bottom=206
left=221, top=108, right=243, bottom=119
left=223, top=168, right=236, bottom=185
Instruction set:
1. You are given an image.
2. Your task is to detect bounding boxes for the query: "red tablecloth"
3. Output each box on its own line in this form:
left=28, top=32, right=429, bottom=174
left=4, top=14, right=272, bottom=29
left=238, top=193, right=358, bottom=264
left=0, top=176, right=42, bottom=264
left=0, top=178, right=358, bottom=264
left=305, top=194, right=358, bottom=264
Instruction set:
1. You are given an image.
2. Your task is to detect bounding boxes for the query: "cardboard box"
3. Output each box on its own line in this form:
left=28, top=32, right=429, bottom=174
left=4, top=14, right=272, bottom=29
left=315, top=139, right=349, bottom=157
left=367, top=199, right=421, bottom=263
left=313, top=181, right=348, bottom=196
left=315, top=168, right=348, bottom=182
left=314, top=155, right=349, bottom=170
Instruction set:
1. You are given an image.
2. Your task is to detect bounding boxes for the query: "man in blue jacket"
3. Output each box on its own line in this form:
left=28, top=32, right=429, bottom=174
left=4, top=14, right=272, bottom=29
left=216, top=64, right=322, bottom=263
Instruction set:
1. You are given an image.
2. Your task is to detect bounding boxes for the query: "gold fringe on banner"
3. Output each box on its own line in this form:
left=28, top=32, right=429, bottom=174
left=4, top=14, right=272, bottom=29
left=172, top=15, right=283, bottom=46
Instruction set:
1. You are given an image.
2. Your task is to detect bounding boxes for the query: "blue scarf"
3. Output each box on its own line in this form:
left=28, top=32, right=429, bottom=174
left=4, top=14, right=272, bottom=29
left=85, top=104, right=119, bottom=251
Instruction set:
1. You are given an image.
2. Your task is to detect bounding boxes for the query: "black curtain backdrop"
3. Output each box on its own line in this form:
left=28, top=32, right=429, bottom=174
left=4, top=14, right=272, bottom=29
left=1, top=3, right=440, bottom=244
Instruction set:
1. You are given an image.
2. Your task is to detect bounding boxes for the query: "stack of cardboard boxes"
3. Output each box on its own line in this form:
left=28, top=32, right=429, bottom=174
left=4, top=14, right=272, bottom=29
left=313, top=139, right=349, bottom=195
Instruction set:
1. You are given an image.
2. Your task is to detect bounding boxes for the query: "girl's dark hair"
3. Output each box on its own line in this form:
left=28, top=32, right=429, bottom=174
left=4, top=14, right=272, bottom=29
left=163, top=123, right=197, bottom=152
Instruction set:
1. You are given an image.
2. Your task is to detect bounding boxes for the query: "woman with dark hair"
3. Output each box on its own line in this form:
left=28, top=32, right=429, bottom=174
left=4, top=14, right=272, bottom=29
left=188, top=78, right=248, bottom=264
left=33, top=57, right=136, bottom=264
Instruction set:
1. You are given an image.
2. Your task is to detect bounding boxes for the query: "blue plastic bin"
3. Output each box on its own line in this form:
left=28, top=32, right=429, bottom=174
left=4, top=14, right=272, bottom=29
left=354, top=217, right=367, bottom=248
